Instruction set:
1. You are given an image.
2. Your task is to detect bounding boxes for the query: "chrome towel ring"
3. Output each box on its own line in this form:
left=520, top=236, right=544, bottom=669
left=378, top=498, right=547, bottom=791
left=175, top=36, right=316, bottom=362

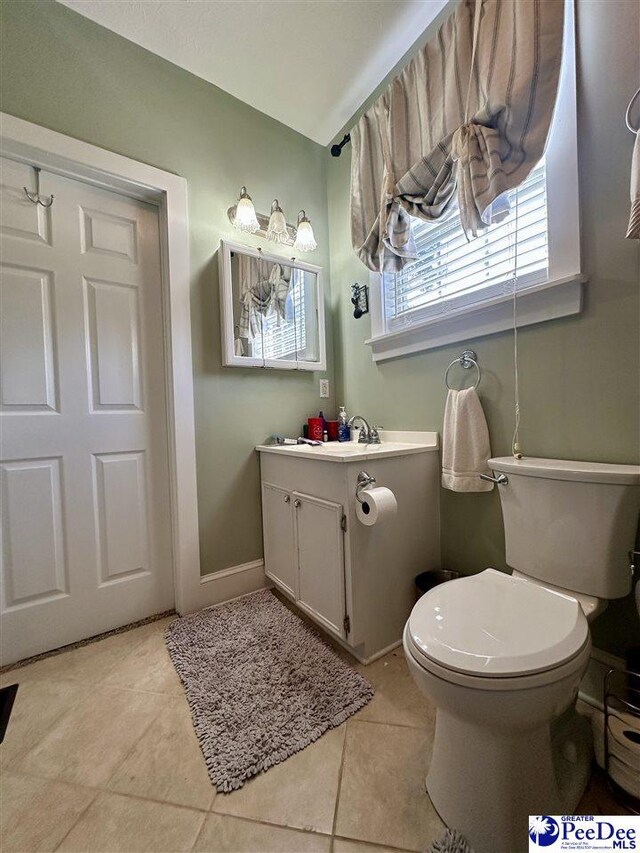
left=444, top=349, right=481, bottom=391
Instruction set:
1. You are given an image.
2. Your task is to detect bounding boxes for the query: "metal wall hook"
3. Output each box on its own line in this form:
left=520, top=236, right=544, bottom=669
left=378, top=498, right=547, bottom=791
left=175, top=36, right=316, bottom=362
left=23, top=167, right=54, bottom=208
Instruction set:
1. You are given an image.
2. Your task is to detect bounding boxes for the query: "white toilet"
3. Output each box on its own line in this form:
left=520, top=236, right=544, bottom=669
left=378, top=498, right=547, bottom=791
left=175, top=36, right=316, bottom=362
left=404, top=456, right=640, bottom=853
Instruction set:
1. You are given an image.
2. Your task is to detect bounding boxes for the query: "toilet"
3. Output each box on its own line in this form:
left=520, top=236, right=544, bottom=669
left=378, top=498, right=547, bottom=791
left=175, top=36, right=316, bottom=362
left=404, top=456, right=640, bottom=853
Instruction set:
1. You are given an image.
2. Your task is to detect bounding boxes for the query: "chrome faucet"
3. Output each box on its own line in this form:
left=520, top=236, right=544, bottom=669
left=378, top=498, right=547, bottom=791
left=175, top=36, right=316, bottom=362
left=347, top=415, right=382, bottom=445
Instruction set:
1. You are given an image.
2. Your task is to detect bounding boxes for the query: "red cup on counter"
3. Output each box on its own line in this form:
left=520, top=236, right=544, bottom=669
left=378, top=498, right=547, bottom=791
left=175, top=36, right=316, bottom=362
left=326, top=420, right=339, bottom=441
left=307, top=417, right=324, bottom=441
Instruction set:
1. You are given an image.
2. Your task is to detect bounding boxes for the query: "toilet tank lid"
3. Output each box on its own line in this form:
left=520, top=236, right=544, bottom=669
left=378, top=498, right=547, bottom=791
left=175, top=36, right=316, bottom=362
left=489, top=456, right=640, bottom=485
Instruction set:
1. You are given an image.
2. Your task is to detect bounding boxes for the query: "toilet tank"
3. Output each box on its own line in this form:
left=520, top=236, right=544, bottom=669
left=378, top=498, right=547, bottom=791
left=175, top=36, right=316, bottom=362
left=489, top=457, right=640, bottom=599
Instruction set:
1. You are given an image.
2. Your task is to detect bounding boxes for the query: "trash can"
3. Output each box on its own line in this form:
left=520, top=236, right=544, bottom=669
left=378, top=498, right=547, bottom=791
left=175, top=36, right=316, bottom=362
left=415, top=569, right=460, bottom=600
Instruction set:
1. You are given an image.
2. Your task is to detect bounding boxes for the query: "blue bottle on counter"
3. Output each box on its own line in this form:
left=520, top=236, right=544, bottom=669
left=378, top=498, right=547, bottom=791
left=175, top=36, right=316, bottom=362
left=338, top=406, right=350, bottom=442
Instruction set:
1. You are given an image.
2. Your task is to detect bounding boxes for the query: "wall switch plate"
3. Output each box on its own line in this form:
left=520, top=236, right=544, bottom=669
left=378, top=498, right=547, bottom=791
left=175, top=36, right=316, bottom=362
left=319, top=379, right=330, bottom=398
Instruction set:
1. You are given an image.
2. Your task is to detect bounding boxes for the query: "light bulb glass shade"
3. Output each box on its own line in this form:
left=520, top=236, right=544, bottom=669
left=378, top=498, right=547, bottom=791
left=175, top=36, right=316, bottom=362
left=266, top=199, right=289, bottom=243
left=232, top=187, right=260, bottom=233
left=293, top=210, right=317, bottom=252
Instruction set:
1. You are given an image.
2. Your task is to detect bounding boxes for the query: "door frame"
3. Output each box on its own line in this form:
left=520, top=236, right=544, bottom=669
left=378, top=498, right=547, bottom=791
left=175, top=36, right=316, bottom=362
left=1, top=112, right=202, bottom=614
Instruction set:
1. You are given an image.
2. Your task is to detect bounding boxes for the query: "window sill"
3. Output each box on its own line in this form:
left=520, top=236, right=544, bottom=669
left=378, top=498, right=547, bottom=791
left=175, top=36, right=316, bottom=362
left=365, top=274, right=586, bottom=363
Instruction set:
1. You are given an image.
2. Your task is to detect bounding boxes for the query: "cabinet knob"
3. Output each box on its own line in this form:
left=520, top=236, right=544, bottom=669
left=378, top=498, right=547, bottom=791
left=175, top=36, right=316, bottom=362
left=283, top=494, right=290, bottom=503
left=293, top=499, right=301, bottom=508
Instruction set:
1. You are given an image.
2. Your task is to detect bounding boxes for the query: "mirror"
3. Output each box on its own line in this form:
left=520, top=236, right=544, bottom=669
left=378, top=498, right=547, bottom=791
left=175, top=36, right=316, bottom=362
left=219, top=240, right=326, bottom=370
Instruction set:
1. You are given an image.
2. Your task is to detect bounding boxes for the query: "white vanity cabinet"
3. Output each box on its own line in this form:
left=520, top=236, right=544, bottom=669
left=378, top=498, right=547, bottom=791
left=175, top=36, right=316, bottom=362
left=257, top=432, right=441, bottom=663
left=261, top=485, right=347, bottom=638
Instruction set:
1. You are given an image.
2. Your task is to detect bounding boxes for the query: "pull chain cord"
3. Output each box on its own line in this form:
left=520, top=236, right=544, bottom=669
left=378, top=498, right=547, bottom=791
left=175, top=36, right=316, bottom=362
left=511, top=189, right=523, bottom=460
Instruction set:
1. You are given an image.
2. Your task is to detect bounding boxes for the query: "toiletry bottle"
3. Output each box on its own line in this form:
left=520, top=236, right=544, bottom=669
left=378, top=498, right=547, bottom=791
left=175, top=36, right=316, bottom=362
left=338, top=406, right=350, bottom=442
left=319, top=411, right=327, bottom=434
left=323, top=429, right=328, bottom=443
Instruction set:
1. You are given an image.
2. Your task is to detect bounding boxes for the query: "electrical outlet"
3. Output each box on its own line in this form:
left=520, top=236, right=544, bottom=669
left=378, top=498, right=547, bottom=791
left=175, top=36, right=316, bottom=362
left=319, top=379, right=330, bottom=398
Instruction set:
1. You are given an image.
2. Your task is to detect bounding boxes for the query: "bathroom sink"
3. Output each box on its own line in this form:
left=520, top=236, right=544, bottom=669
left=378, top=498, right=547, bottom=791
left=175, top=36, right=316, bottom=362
left=256, top=431, right=438, bottom=462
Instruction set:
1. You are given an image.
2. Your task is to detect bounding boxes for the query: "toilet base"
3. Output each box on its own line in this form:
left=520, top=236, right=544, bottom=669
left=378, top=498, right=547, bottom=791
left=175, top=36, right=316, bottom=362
left=426, top=707, right=592, bottom=853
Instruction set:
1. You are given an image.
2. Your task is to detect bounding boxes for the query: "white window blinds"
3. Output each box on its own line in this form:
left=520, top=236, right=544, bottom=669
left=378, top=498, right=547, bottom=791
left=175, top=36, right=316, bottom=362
left=251, top=270, right=306, bottom=360
left=384, top=161, right=549, bottom=330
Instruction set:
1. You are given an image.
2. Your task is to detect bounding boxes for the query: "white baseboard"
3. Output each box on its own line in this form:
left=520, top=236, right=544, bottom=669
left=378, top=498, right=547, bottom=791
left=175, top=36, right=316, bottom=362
left=195, top=559, right=270, bottom=610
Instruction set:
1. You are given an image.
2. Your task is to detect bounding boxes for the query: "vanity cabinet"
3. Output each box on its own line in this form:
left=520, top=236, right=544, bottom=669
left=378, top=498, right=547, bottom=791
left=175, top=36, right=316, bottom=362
left=262, top=485, right=347, bottom=638
left=258, top=432, right=441, bottom=664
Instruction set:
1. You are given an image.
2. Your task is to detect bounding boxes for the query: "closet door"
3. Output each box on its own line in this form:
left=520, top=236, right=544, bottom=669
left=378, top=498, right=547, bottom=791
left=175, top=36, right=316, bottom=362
left=294, top=492, right=346, bottom=639
left=261, top=483, right=296, bottom=597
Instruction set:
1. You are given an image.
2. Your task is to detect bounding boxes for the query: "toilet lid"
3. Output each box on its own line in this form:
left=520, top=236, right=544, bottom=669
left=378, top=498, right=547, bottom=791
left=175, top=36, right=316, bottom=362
left=408, top=569, right=589, bottom=677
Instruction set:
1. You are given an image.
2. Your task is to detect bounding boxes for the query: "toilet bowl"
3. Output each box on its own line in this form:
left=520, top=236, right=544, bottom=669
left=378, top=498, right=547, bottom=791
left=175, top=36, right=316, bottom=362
left=403, top=456, right=640, bottom=853
left=404, top=570, right=593, bottom=853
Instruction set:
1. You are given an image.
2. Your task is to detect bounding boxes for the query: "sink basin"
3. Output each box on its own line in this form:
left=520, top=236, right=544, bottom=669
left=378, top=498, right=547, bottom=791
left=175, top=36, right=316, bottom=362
left=256, top=431, right=439, bottom=463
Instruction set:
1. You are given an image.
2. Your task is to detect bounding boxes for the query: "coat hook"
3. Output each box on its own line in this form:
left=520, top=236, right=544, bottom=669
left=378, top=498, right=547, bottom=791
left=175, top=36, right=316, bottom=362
left=23, top=167, right=54, bottom=208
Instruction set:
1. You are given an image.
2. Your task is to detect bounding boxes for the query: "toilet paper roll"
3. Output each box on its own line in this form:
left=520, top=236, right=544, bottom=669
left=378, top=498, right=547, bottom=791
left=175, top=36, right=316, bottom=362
left=356, top=487, right=397, bottom=526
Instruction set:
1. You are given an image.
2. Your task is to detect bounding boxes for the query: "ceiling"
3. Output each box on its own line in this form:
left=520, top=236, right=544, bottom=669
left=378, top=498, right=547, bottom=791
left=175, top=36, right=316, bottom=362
left=57, top=0, right=448, bottom=146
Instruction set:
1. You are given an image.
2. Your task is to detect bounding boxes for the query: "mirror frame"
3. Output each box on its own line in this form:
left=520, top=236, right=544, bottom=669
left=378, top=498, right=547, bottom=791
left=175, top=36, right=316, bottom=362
left=218, top=239, right=326, bottom=371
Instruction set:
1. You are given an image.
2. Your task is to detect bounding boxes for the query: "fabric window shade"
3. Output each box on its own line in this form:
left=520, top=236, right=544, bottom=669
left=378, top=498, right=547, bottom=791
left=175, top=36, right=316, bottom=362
left=351, top=0, right=564, bottom=273
left=386, top=160, right=548, bottom=327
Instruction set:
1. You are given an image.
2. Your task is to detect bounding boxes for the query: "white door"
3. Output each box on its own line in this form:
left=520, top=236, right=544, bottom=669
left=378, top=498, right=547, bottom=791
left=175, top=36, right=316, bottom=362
left=294, top=493, right=346, bottom=639
left=0, top=158, right=174, bottom=664
left=261, top=483, right=296, bottom=598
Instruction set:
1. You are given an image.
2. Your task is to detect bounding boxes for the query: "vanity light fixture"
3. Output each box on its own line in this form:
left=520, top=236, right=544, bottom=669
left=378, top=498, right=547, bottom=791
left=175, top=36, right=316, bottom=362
left=266, top=199, right=289, bottom=244
left=293, top=210, right=317, bottom=253
left=232, top=186, right=260, bottom=234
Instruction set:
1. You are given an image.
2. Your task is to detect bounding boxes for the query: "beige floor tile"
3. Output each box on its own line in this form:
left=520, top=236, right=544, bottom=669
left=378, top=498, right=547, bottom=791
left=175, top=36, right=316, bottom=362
left=334, top=840, right=414, bottom=853
left=16, top=686, right=166, bottom=787
left=56, top=791, right=204, bottom=852
left=0, top=620, right=172, bottom=688
left=0, top=771, right=97, bottom=853
left=103, top=632, right=184, bottom=695
left=213, top=724, right=346, bottom=834
left=108, top=695, right=215, bottom=810
left=355, top=650, right=435, bottom=729
left=194, top=814, right=331, bottom=852
left=335, top=721, right=442, bottom=852
left=0, top=678, right=90, bottom=767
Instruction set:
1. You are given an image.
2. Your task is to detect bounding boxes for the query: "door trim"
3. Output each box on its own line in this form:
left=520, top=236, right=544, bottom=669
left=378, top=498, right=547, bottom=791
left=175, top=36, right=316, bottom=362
left=1, top=112, right=201, bottom=614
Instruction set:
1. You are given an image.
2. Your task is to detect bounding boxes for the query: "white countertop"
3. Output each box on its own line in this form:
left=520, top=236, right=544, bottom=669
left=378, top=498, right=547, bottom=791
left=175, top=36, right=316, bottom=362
left=256, top=430, right=439, bottom=463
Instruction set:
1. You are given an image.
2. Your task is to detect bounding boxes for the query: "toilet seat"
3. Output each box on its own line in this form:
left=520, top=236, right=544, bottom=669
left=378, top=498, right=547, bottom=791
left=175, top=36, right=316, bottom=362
left=408, top=568, right=589, bottom=679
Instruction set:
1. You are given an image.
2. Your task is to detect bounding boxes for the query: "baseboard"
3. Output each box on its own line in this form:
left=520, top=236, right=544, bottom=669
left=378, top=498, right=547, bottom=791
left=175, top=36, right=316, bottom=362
left=196, top=559, right=270, bottom=610
left=579, top=646, right=626, bottom=710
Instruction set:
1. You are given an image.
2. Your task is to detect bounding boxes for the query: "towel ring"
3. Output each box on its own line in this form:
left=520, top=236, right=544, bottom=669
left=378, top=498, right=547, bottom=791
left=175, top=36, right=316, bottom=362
left=445, top=350, right=481, bottom=390
left=626, top=87, right=640, bottom=133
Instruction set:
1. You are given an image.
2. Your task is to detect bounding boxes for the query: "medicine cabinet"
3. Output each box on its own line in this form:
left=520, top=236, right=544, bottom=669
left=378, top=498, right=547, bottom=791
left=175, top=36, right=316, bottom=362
left=218, top=240, right=326, bottom=371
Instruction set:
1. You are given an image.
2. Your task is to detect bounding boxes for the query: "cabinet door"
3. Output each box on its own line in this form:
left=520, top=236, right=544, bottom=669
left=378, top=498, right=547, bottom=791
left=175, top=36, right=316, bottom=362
left=262, top=483, right=297, bottom=597
left=294, top=492, right=346, bottom=639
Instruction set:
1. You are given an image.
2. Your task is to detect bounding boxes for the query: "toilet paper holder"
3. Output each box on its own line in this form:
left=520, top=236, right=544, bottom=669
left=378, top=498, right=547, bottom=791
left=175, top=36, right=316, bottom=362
left=355, top=471, right=376, bottom=503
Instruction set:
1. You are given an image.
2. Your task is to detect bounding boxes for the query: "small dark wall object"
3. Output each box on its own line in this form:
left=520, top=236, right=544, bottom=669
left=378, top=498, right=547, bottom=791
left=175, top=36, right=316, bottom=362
left=0, top=683, right=19, bottom=744
left=351, top=283, right=369, bottom=319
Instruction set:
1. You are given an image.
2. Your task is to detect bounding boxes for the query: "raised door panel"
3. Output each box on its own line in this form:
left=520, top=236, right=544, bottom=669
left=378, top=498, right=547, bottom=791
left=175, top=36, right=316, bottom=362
left=0, top=266, right=58, bottom=411
left=295, top=493, right=345, bottom=639
left=261, top=483, right=296, bottom=597
left=93, top=452, right=149, bottom=584
left=81, top=207, right=138, bottom=263
left=1, top=458, right=68, bottom=609
left=84, top=278, right=141, bottom=410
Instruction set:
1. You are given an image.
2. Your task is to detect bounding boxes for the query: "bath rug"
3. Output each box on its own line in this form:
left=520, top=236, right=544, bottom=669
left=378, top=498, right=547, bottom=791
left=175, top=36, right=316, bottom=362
left=427, top=828, right=476, bottom=853
left=165, top=589, right=374, bottom=792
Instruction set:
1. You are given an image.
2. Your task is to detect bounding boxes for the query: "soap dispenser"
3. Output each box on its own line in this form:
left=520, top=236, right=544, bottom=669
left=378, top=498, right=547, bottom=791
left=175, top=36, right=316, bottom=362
left=338, top=406, right=350, bottom=442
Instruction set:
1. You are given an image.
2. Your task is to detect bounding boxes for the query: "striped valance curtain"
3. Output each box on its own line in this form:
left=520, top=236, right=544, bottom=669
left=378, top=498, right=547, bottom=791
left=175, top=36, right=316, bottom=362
left=350, top=0, right=565, bottom=272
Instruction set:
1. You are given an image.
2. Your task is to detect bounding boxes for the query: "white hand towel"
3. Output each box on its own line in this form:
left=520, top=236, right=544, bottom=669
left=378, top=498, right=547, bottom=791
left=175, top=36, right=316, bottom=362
left=441, top=387, right=493, bottom=492
left=626, top=130, right=640, bottom=239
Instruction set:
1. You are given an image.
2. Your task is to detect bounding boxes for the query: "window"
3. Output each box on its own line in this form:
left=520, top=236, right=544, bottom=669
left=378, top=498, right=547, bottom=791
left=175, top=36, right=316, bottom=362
left=386, top=161, right=548, bottom=330
left=251, top=269, right=306, bottom=361
left=366, top=0, right=583, bottom=363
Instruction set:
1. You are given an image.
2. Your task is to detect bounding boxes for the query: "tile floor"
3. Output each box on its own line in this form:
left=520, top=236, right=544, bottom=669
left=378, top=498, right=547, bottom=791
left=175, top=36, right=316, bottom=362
left=0, top=613, right=629, bottom=853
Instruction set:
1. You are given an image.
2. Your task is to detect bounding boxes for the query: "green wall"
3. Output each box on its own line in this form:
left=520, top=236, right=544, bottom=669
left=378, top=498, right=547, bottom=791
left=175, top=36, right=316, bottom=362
left=327, top=0, right=640, bottom=657
left=0, top=0, right=333, bottom=575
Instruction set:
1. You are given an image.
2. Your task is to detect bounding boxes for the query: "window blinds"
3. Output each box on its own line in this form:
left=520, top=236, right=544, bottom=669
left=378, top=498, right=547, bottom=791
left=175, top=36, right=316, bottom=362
left=384, top=161, right=549, bottom=330
left=252, top=270, right=306, bottom=360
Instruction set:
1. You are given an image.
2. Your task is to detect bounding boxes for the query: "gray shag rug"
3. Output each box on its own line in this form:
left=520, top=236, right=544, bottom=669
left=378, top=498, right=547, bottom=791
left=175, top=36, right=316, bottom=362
left=427, top=829, right=476, bottom=853
left=165, top=589, right=374, bottom=792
